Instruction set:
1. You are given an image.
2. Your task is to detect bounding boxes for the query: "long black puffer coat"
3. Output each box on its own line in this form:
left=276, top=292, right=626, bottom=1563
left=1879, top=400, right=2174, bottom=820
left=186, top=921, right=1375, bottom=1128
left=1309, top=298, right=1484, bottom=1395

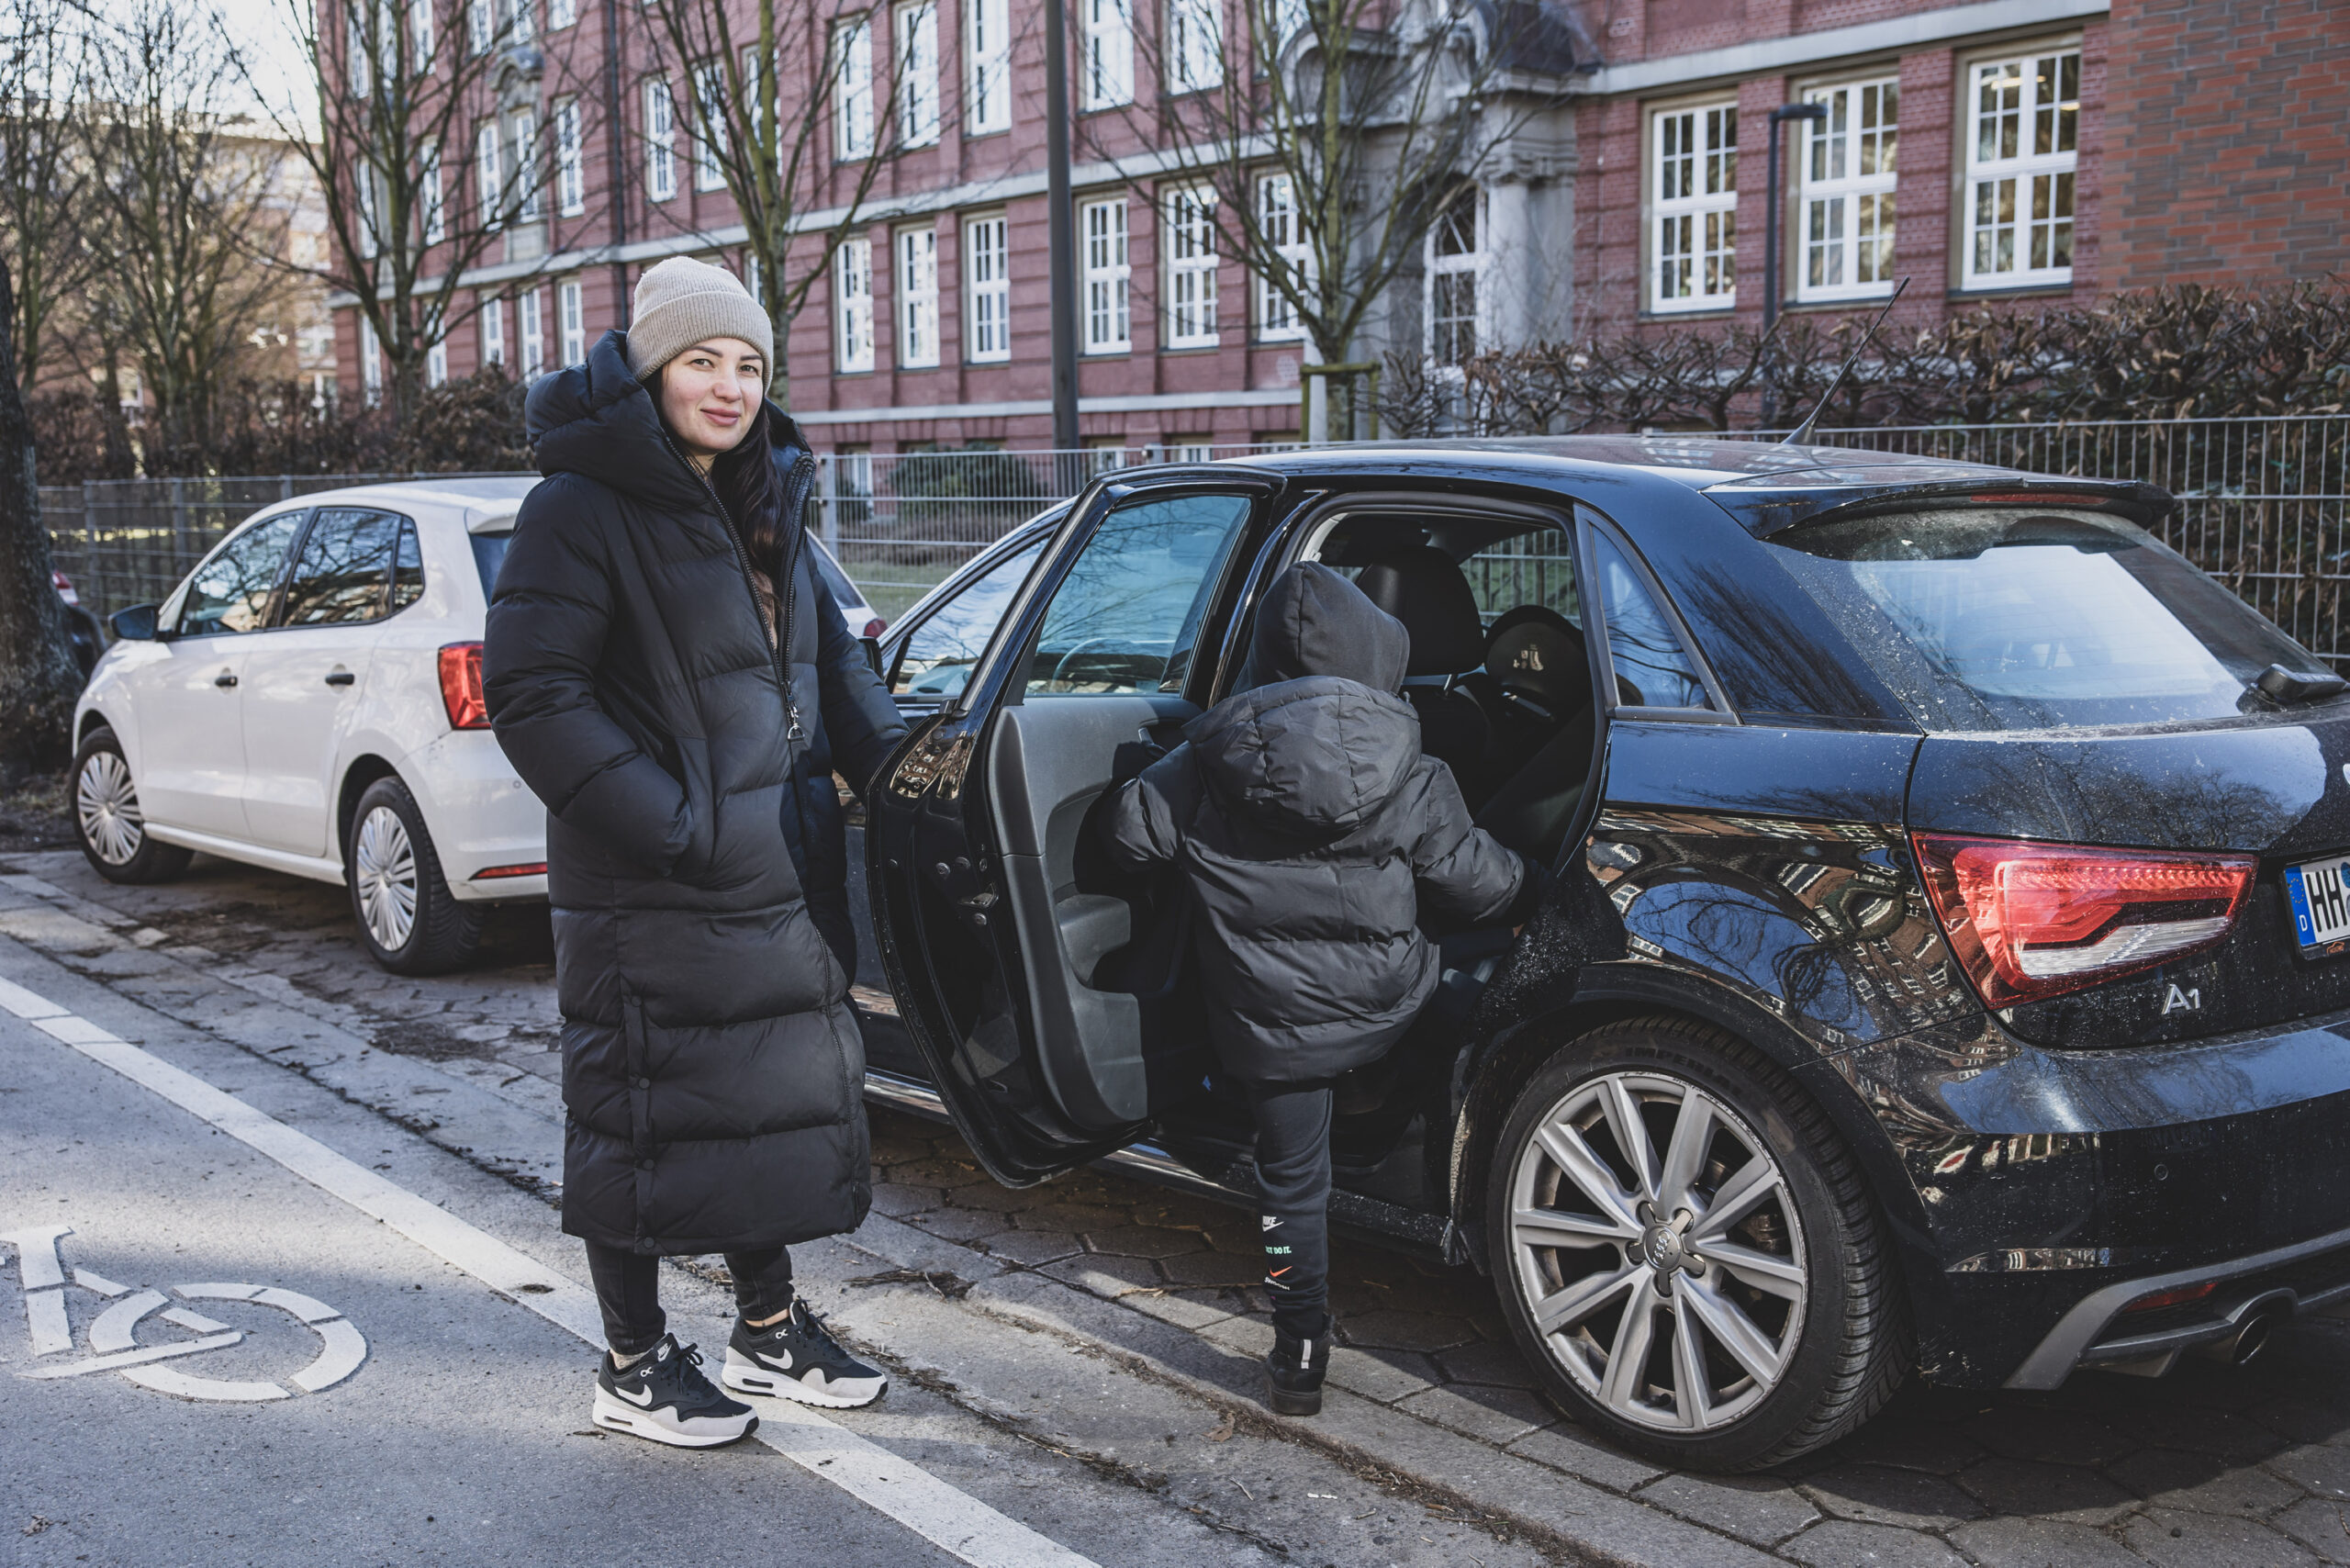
left=1100, top=563, right=1538, bottom=1082
left=483, top=329, right=906, bottom=1255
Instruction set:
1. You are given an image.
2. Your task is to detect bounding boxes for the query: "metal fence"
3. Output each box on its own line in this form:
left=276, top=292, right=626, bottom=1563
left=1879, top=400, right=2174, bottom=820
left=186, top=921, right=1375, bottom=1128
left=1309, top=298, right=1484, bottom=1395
left=38, top=418, right=2346, bottom=666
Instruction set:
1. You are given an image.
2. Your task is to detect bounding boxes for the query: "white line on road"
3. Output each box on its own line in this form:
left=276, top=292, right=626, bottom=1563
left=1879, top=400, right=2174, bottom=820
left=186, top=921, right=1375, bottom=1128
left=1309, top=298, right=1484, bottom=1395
left=20, top=1334, right=246, bottom=1380
left=0, top=971, right=1100, bottom=1568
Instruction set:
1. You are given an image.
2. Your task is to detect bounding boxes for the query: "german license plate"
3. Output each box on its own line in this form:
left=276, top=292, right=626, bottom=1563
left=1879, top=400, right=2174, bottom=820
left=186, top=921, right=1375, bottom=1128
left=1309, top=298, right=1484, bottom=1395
left=2285, top=853, right=2350, bottom=951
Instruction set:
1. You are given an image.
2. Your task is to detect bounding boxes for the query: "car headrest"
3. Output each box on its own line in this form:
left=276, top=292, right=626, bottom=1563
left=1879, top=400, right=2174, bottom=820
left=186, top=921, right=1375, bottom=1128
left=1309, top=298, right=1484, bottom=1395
left=1484, top=606, right=1587, bottom=715
left=1354, top=546, right=1486, bottom=677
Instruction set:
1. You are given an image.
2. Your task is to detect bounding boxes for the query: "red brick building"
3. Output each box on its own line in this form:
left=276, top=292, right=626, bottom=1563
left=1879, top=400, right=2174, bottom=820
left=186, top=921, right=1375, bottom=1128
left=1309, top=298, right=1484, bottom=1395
left=335, top=0, right=2350, bottom=451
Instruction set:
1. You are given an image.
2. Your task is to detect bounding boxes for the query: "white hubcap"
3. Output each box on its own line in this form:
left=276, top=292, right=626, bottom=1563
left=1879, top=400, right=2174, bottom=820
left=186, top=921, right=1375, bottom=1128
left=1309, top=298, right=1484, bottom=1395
left=1510, top=1070, right=1807, bottom=1432
left=76, top=751, right=145, bottom=866
left=352, top=805, right=418, bottom=953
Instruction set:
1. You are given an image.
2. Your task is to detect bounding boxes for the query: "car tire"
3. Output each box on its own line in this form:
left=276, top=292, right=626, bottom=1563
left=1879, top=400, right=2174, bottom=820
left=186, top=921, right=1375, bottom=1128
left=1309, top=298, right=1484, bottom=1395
left=346, top=775, right=482, bottom=976
left=73, top=726, right=194, bottom=885
left=1486, top=1014, right=1909, bottom=1472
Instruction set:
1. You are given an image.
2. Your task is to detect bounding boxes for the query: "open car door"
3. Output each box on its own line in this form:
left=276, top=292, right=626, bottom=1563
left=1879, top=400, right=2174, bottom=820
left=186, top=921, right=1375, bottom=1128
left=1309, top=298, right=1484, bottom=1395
left=867, top=468, right=1285, bottom=1184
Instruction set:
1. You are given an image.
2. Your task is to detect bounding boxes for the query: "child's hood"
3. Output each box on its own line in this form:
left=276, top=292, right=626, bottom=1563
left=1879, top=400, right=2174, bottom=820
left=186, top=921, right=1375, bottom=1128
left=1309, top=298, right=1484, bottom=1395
left=1189, top=564, right=1421, bottom=834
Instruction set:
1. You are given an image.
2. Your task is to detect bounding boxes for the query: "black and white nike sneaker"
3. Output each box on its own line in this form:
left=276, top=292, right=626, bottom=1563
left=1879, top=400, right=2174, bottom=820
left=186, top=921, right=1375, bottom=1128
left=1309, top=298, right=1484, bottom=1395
left=720, top=1298, right=888, bottom=1408
left=591, top=1336, right=758, bottom=1448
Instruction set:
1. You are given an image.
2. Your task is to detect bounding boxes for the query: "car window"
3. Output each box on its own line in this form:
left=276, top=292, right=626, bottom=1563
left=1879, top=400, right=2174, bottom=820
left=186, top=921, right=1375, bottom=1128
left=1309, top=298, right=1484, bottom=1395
left=280, top=509, right=410, bottom=626
left=1461, top=526, right=1580, bottom=627
left=1592, top=529, right=1712, bottom=710
left=1771, top=507, right=2333, bottom=731
left=178, top=512, right=306, bottom=636
left=1025, top=493, right=1253, bottom=696
left=391, top=521, right=424, bottom=612
left=892, top=538, right=1046, bottom=697
left=470, top=532, right=510, bottom=600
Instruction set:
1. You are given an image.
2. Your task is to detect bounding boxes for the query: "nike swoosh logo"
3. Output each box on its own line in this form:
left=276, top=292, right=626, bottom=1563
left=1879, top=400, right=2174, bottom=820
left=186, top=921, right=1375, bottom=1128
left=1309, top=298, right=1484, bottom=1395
left=755, top=1349, right=796, bottom=1371
left=612, top=1382, right=654, bottom=1406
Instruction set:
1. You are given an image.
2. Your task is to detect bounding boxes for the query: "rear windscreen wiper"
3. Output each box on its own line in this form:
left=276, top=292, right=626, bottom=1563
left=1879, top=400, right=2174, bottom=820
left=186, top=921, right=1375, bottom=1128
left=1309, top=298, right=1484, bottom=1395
left=2255, top=663, right=2349, bottom=705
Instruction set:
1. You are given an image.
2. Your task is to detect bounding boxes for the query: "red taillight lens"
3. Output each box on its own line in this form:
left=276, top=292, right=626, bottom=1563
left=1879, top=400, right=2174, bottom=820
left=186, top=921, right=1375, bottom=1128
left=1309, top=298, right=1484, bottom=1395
left=860, top=617, right=887, bottom=639
left=2121, top=1280, right=2220, bottom=1315
left=1912, top=834, right=2255, bottom=1008
left=438, top=643, right=489, bottom=730
left=470, top=861, right=546, bottom=879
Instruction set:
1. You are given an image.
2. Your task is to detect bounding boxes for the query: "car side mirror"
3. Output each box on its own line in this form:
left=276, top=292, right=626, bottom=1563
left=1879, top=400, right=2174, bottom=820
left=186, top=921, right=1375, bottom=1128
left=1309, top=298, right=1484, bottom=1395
left=860, top=636, right=883, bottom=679
left=109, top=603, right=163, bottom=642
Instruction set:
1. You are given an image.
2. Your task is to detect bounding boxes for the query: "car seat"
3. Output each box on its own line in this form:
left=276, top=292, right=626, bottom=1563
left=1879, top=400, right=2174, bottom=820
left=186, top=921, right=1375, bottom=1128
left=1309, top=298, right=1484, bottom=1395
left=1354, top=546, right=1502, bottom=801
left=1473, top=609, right=1597, bottom=868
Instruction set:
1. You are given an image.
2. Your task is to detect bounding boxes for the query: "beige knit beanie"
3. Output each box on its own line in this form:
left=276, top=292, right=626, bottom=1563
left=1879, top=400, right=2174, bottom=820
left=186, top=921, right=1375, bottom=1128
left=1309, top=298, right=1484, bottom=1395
left=625, top=256, right=774, bottom=383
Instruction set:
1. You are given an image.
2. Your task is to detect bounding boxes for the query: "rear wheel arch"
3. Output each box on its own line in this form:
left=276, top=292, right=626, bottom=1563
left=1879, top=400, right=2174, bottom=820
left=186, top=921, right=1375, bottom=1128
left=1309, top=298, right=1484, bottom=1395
left=336, top=755, right=402, bottom=865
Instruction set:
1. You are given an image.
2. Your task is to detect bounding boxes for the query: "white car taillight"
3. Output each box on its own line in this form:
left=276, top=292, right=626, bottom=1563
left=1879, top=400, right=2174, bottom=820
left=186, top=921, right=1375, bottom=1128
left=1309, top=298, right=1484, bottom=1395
left=1913, top=834, right=2255, bottom=1008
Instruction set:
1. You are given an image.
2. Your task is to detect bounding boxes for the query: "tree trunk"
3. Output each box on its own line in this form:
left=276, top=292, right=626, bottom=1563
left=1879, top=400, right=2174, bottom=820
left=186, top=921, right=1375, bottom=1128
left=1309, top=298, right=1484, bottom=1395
left=0, top=255, right=85, bottom=784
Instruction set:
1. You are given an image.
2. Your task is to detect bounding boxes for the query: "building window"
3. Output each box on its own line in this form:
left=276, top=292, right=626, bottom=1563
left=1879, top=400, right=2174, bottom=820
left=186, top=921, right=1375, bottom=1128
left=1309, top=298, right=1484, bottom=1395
left=509, top=0, right=532, bottom=44
left=1080, top=0, right=1131, bottom=109
left=1163, top=186, right=1216, bottom=349
left=1796, top=78, right=1897, bottom=302
left=1964, top=48, right=2078, bottom=288
left=967, top=0, right=1009, bottom=134
left=520, top=288, right=543, bottom=377
left=355, top=162, right=381, bottom=257
left=467, top=0, right=491, bottom=54
left=896, top=1, right=939, bottom=149
left=426, top=338, right=448, bottom=386
left=966, top=213, right=1010, bottom=363
left=897, top=226, right=939, bottom=368
left=480, top=295, right=505, bottom=366
left=408, top=0, right=432, bottom=65
left=1651, top=102, right=1737, bottom=312
left=644, top=79, right=676, bottom=201
left=834, top=18, right=875, bottom=158
left=419, top=146, right=444, bottom=243
left=836, top=237, right=875, bottom=372
left=547, top=0, right=574, bottom=27
left=558, top=278, right=584, bottom=365
left=1427, top=187, right=1481, bottom=365
left=1254, top=172, right=1306, bottom=342
left=475, top=119, right=502, bottom=228
left=692, top=62, right=726, bottom=189
left=1167, top=0, right=1221, bottom=93
left=509, top=109, right=540, bottom=221
left=1080, top=196, right=1129, bottom=353
left=554, top=99, right=584, bottom=216
left=361, top=319, right=384, bottom=405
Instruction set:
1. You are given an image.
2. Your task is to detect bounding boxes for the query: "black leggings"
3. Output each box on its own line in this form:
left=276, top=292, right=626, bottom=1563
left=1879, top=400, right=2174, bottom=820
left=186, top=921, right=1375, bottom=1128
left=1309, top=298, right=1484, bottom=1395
left=585, top=1242, right=795, bottom=1357
left=1244, top=1077, right=1338, bottom=1340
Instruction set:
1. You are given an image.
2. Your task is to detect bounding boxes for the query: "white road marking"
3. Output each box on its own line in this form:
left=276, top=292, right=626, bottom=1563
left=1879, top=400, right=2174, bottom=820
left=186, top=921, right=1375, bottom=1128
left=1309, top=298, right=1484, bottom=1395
left=2, top=975, right=1102, bottom=1568
left=89, top=1290, right=170, bottom=1352
left=73, top=1269, right=131, bottom=1298
left=19, top=1334, right=246, bottom=1380
left=4, top=1224, right=76, bottom=1356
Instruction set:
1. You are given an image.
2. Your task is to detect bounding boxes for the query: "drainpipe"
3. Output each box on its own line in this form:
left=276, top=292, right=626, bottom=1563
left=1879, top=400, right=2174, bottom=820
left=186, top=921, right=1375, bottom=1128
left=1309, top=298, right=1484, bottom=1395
left=604, top=0, right=630, bottom=321
left=1762, top=101, right=1826, bottom=427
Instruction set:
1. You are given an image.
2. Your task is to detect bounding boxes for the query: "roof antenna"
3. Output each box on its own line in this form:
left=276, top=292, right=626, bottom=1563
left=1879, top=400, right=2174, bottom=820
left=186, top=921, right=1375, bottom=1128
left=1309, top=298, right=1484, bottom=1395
left=1781, top=276, right=1908, bottom=446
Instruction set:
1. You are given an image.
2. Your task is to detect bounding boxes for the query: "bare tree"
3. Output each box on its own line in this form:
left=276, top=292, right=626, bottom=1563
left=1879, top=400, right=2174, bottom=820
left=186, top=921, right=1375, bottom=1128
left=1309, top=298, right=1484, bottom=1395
left=637, top=0, right=904, bottom=411
left=1089, top=0, right=1565, bottom=436
left=0, top=0, right=99, bottom=402
left=247, top=0, right=598, bottom=424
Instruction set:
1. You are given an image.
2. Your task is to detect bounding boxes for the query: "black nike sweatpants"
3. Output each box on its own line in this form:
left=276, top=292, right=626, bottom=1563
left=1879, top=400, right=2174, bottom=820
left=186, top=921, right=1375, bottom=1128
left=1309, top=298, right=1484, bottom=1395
left=1244, top=1077, right=1339, bottom=1340
left=585, top=1242, right=795, bottom=1357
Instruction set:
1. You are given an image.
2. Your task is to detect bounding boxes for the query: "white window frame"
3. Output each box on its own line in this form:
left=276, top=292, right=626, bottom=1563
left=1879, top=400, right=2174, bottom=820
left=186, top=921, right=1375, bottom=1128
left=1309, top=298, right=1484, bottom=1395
left=1080, top=196, right=1130, bottom=353
left=509, top=0, right=532, bottom=44
left=1796, top=77, right=1898, bottom=302
left=1651, top=101, right=1738, bottom=313
left=692, top=61, right=726, bottom=190
left=554, top=99, right=585, bottom=216
left=1426, top=185, right=1483, bottom=367
left=836, top=237, right=875, bottom=372
left=479, top=294, right=505, bottom=366
left=834, top=18, right=875, bottom=158
left=547, top=0, right=575, bottom=27
left=1080, top=0, right=1132, bottom=109
left=408, top=0, right=433, bottom=64
left=519, top=287, right=544, bottom=377
left=419, top=146, right=444, bottom=244
left=1253, top=172, right=1307, bottom=342
left=557, top=277, right=584, bottom=365
left=355, top=162, right=381, bottom=258
left=895, top=1, right=939, bottom=149
left=644, top=79, right=676, bottom=200
left=896, top=225, right=940, bottom=368
left=466, top=0, right=491, bottom=54
left=475, top=118, right=503, bottom=228
left=1962, top=46, right=2080, bottom=290
left=361, top=318, right=384, bottom=405
left=426, top=338, right=448, bottom=386
left=966, top=0, right=1010, bottom=134
left=1167, top=0, right=1222, bottom=94
left=966, top=212, right=1010, bottom=363
left=509, top=108, right=540, bottom=221
left=1162, top=185, right=1217, bottom=350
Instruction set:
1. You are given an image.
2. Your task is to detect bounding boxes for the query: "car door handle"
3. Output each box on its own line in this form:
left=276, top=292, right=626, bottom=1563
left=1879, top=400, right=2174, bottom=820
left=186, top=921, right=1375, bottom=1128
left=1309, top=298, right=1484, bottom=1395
left=214, top=672, right=238, bottom=689
left=324, top=671, right=355, bottom=687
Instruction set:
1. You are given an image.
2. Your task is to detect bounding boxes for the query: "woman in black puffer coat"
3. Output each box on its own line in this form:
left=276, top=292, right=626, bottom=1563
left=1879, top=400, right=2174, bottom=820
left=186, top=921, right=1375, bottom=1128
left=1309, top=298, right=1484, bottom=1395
left=484, top=258, right=905, bottom=1447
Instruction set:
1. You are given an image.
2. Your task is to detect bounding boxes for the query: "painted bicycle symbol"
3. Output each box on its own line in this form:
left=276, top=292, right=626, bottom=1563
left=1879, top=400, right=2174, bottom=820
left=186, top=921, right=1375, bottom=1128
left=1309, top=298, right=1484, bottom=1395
left=4, top=1223, right=367, bottom=1403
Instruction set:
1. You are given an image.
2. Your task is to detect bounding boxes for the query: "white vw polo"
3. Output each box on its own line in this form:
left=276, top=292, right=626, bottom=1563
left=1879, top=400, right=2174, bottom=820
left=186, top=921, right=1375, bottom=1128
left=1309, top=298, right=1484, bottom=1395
left=69, top=477, right=878, bottom=975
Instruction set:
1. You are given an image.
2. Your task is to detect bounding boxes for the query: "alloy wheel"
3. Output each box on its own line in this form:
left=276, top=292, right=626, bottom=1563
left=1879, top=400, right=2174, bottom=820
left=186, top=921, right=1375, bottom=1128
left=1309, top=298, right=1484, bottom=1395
left=352, top=804, right=419, bottom=954
left=76, top=750, right=145, bottom=867
left=1509, top=1070, right=1808, bottom=1432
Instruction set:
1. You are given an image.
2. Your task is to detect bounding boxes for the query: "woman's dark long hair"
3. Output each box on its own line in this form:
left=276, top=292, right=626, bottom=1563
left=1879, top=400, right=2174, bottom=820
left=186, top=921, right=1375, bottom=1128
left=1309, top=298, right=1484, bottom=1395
left=705, top=399, right=789, bottom=581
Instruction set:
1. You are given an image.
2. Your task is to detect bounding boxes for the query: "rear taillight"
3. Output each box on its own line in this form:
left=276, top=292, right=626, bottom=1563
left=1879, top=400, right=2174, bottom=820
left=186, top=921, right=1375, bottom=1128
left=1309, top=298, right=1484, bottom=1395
left=860, top=616, right=887, bottom=639
left=1913, top=834, right=2255, bottom=1008
left=52, top=569, right=78, bottom=606
left=438, top=643, right=489, bottom=730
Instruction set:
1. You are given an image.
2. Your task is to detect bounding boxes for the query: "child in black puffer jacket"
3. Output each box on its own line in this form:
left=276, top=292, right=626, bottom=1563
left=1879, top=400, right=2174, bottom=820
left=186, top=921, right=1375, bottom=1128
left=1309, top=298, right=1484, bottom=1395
left=1099, top=562, right=1542, bottom=1416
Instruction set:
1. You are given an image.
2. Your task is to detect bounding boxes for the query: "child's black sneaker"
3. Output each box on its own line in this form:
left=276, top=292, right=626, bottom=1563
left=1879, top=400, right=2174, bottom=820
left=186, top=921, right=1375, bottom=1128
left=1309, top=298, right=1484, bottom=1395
left=721, top=1298, right=888, bottom=1408
left=591, top=1335, right=757, bottom=1448
left=1267, top=1321, right=1333, bottom=1417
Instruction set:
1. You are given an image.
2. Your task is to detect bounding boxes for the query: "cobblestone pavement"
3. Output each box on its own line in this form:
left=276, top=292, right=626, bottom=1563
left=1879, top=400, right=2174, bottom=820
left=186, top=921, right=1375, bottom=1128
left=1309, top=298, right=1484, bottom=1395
left=10, top=846, right=2350, bottom=1567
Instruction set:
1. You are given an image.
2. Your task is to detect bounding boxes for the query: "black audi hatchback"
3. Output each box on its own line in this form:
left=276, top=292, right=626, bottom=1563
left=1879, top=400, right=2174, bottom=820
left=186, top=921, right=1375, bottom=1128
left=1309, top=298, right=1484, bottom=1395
left=842, top=437, right=2350, bottom=1471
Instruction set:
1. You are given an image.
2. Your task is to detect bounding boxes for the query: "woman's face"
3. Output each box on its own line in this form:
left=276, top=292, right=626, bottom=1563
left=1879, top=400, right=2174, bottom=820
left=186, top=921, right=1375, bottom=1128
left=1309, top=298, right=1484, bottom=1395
left=657, top=337, right=766, bottom=463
